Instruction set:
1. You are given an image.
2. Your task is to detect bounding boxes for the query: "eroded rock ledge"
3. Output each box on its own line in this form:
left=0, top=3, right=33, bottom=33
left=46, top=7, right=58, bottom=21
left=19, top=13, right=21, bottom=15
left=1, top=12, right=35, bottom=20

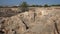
left=0, top=8, right=60, bottom=34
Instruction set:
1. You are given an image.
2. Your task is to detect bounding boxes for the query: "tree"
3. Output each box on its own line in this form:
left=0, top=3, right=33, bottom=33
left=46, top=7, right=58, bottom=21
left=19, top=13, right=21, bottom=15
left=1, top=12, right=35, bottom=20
left=31, top=5, right=36, bottom=7
left=51, top=4, right=60, bottom=6
left=44, top=4, right=49, bottom=7
left=31, top=5, right=40, bottom=7
left=0, top=6, right=3, bottom=8
left=20, top=2, right=29, bottom=12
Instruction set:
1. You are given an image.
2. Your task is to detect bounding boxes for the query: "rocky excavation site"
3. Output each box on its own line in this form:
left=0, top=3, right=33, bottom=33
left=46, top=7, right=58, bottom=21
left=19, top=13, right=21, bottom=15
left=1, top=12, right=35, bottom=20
left=0, top=7, right=60, bottom=34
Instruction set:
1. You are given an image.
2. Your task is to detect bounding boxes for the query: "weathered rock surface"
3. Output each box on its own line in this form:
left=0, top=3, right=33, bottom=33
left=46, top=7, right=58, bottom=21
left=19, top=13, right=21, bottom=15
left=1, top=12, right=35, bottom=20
left=0, top=8, right=20, bottom=17
left=0, top=7, right=60, bottom=34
